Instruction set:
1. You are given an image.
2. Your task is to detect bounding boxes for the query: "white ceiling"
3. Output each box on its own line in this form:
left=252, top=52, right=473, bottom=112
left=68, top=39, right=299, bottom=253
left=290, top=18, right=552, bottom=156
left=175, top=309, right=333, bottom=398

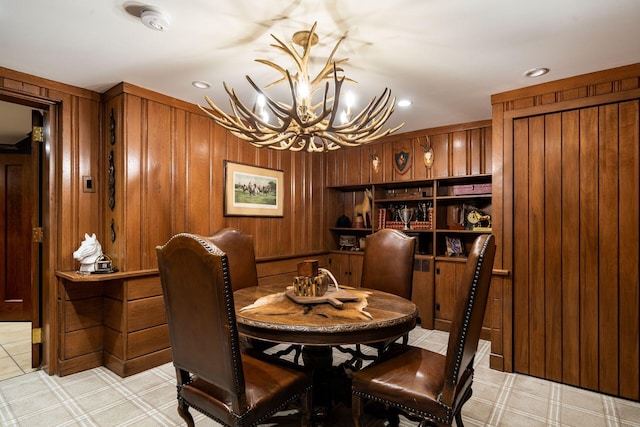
left=1, top=0, right=639, bottom=142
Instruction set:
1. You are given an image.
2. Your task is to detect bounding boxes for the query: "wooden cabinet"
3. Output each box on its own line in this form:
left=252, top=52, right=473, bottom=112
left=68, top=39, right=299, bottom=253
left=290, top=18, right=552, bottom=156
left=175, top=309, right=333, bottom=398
left=435, top=259, right=492, bottom=339
left=413, top=255, right=435, bottom=329
left=328, top=174, right=492, bottom=329
left=56, top=270, right=171, bottom=377
left=328, top=251, right=363, bottom=287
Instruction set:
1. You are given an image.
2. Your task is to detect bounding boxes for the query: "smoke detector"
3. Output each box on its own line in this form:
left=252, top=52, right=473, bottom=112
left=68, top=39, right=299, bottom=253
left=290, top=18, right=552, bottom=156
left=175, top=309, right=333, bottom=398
left=140, top=8, right=170, bottom=31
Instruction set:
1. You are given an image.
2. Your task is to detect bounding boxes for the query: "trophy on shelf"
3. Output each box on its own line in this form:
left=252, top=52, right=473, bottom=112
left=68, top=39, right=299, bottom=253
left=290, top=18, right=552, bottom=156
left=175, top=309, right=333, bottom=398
left=418, top=202, right=429, bottom=221
left=400, top=206, right=413, bottom=230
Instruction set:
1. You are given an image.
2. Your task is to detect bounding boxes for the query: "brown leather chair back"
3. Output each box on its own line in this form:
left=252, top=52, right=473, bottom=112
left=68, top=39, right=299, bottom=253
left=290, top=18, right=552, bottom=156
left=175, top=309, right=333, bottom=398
left=156, top=233, right=245, bottom=405
left=361, top=229, right=416, bottom=299
left=442, top=233, right=496, bottom=404
left=208, top=227, right=259, bottom=291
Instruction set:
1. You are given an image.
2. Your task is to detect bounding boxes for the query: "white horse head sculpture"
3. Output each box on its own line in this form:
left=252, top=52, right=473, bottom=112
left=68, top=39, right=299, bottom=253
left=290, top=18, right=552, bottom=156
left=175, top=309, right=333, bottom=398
left=73, top=233, right=103, bottom=272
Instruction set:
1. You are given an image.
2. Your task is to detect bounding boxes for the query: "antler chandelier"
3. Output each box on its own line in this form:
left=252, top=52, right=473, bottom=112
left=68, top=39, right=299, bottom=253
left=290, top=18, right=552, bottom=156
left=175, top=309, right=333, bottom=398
left=199, top=22, right=403, bottom=152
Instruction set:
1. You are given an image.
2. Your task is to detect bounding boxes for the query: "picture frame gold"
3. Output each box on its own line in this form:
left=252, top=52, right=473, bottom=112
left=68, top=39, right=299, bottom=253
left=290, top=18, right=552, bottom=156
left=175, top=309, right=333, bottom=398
left=224, top=161, right=284, bottom=217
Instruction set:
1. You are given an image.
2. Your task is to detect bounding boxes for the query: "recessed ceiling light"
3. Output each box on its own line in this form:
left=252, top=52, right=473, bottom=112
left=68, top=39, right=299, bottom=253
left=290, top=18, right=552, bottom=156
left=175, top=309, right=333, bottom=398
left=397, top=99, right=412, bottom=107
left=524, top=67, right=550, bottom=78
left=140, top=8, right=170, bottom=31
left=192, top=81, right=211, bottom=89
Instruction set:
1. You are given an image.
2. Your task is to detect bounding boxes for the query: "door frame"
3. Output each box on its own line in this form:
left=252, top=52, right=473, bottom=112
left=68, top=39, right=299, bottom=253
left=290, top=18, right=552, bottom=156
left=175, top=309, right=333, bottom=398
left=0, top=90, right=57, bottom=373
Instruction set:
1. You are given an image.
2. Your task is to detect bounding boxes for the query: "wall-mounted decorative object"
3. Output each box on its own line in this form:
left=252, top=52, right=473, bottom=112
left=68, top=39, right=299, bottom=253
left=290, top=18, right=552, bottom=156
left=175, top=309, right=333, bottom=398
left=369, top=151, right=380, bottom=173
left=108, top=150, right=115, bottom=210
left=110, top=218, right=116, bottom=243
left=224, top=161, right=284, bottom=217
left=109, top=108, right=115, bottom=145
left=420, top=135, right=434, bottom=169
left=393, top=148, right=411, bottom=175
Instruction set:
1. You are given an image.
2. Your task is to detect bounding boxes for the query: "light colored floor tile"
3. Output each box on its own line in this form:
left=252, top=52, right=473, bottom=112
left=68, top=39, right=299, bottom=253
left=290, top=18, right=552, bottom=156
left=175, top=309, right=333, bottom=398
left=0, top=327, right=638, bottom=426
left=0, top=362, right=23, bottom=382
left=560, top=404, right=614, bottom=427
left=3, top=340, right=31, bottom=356
left=11, top=351, right=35, bottom=373
left=498, top=409, right=549, bottom=426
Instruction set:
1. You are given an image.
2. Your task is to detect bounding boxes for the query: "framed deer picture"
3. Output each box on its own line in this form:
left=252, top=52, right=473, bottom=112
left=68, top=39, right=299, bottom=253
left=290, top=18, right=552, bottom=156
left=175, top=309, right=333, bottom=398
left=224, top=161, right=284, bottom=217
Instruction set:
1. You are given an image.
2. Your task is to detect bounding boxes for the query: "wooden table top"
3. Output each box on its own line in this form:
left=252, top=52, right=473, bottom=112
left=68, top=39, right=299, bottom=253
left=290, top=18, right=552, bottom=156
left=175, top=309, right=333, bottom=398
left=234, top=284, right=418, bottom=346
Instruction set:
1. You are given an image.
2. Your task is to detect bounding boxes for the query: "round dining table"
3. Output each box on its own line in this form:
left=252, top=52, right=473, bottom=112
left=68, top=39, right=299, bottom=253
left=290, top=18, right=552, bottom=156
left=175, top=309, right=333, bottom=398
left=233, top=283, right=418, bottom=347
left=234, top=283, right=418, bottom=423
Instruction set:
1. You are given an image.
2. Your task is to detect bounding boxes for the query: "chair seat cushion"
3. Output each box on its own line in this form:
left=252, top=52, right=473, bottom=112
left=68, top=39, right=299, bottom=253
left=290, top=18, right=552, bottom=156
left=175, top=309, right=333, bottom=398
left=352, top=346, right=451, bottom=421
left=180, top=353, right=312, bottom=426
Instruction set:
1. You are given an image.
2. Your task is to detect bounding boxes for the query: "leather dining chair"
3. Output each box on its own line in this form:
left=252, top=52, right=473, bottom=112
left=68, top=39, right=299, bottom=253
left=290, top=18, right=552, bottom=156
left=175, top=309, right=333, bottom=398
left=156, top=233, right=313, bottom=427
left=337, top=229, right=416, bottom=367
left=208, top=227, right=294, bottom=356
left=207, top=227, right=259, bottom=292
left=361, top=228, right=416, bottom=299
left=351, top=234, right=496, bottom=427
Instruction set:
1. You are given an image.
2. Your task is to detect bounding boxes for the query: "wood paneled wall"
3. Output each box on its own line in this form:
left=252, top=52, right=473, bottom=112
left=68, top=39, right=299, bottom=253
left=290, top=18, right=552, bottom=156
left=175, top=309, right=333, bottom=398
left=324, top=120, right=492, bottom=231
left=325, top=120, right=492, bottom=187
left=101, top=83, right=328, bottom=271
left=492, top=63, right=640, bottom=400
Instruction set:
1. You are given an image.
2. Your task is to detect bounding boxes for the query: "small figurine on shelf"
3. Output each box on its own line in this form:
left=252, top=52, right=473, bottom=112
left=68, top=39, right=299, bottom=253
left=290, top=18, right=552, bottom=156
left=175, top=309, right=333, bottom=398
left=73, top=233, right=103, bottom=273
left=354, top=188, right=372, bottom=228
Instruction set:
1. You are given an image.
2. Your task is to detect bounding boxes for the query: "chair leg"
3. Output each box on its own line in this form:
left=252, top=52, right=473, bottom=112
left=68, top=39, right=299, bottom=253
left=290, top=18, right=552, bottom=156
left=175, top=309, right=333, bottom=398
left=177, top=399, right=194, bottom=427
left=454, top=386, right=473, bottom=427
left=300, top=389, right=313, bottom=427
left=351, top=394, right=363, bottom=427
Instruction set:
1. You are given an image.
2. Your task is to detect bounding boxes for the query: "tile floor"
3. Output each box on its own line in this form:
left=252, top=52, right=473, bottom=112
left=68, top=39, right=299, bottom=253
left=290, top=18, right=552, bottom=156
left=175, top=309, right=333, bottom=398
left=0, top=326, right=639, bottom=426
left=0, top=322, right=36, bottom=381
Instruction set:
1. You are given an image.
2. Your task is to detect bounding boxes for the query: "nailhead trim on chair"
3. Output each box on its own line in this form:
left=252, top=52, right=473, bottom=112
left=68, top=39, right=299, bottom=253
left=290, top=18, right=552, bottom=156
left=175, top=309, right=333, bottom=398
left=353, top=236, right=493, bottom=426
left=353, top=390, right=452, bottom=425
left=445, top=236, right=491, bottom=395
left=169, top=233, right=312, bottom=426
left=178, top=385, right=313, bottom=427
left=171, top=233, right=246, bottom=396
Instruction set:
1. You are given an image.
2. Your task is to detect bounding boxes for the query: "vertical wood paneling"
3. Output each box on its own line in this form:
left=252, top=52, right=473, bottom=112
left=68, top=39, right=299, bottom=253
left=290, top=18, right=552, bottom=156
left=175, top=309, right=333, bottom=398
left=171, top=109, right=187, bottom=234
left=618, top=100, right=640, bottom=400
left=513, top=102, right=639, bottom=398
left=598, top=104, right=620, bottom=395
left=513, top=118, right=530, bottom=374
left=490, top=104, right=507, bottom=371
left=544, top=113, right=562, bottom=382
left=411, top=137, right=428, bottom=181
left=469, top=128, right=481, bottom=175
left=77, top=97, right=100, bottom=239
left=123, top=95, right=142, bottom=270
left=528, top=115, right=545, bottom=377
left=142, top=101, right=172, bottom=269
left=495, top=64, right=640, bottom=399
left=561, top=109, right=581, bottom=386
left=185, top=113, right=211, bottom=235
left=451, top=131, right=467, bottom=176
left=579, top=106, right=600, bottom=391
left=431, top=133, right=449, bottom=178
left=346, top=146, right=362, bottom=184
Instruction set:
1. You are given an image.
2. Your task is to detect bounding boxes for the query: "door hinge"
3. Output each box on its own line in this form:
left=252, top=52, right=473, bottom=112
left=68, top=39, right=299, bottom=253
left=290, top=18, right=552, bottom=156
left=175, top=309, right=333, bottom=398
left=32, top=328, right=42, bottom=344
left=32, top=126, right=44, bottom=142
left=32, top=227, right=43, bottom=243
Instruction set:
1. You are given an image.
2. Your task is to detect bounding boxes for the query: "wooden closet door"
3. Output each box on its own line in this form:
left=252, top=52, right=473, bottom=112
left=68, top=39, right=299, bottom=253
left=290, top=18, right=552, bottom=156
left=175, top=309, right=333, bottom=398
left=513, top=101, right=639, bottom=400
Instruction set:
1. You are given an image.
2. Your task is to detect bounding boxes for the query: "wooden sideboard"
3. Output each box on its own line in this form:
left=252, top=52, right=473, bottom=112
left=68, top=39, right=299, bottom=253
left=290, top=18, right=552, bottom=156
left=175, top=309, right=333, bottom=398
left=56, top=270, right=170, bottom=377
